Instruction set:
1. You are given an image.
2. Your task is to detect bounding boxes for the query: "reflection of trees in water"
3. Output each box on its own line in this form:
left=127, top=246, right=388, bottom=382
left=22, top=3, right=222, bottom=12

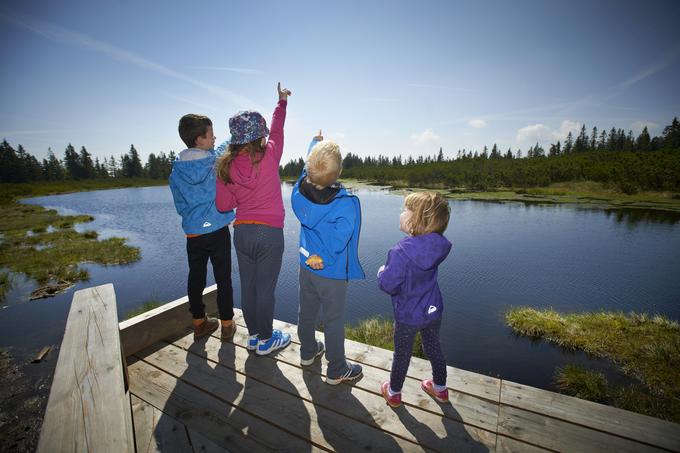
left=602, top=208, right=680, bottom=226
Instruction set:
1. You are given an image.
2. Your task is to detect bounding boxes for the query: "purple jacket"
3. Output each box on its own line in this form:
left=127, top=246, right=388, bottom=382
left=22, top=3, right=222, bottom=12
left=378, top=233, right=452, bottom=327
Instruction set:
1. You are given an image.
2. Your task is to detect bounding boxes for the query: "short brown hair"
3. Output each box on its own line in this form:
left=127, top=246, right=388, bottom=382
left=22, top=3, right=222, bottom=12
left=178, top=114, right=213, bottom=148
left=403, top=191, right=450, bottom=236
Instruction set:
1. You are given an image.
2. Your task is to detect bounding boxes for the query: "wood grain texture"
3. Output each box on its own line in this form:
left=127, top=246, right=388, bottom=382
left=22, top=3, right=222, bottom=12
left=37, top=284, right=134, bottom=453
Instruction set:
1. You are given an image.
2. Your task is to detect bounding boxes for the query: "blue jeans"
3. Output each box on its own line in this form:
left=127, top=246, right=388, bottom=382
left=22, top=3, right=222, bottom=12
left=298, top=267, right=349, bottom=379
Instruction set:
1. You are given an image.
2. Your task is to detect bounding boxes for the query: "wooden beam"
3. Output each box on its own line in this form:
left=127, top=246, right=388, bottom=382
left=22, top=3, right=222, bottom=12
left=119, top=284, right=218, bottom=357
left=37, top=284, right=134, bottom=453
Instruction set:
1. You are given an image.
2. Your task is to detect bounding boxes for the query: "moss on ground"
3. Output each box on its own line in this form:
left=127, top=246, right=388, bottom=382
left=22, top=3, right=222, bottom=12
left=507, top=307, right=680, bottom=422
left=0, top=187, right=142, bottom=301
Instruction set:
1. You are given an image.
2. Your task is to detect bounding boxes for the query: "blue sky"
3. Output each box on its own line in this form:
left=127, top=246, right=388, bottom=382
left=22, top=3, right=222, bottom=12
left=1, top=0, right=679, bottom=164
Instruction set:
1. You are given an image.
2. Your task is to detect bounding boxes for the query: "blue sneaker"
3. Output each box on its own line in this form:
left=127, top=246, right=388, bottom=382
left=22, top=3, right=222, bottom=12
left=256, top=330, right=291, bottom=356
left=326, top=362, right=363, bottom=385
left=246, top=334, right=258, bottom=351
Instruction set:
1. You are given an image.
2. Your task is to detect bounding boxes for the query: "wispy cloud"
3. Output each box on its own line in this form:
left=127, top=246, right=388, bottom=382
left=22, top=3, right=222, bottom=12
left=411, top=128, right=440, bottom=145
left=516, top=120, right=581, bottom=143
left=1, top=11, right=261, bottom=111
left=194, top=66, right=263, bottom=75
left=468, top=119, right=487, bottom=129
left=631, top=120, right=660, bottom=133
left=614, top=44, right=680, bottom=93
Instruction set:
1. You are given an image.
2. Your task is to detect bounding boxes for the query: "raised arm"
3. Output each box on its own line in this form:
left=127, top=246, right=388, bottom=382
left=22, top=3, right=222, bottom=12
left=268, top=82, right=291, bottom=163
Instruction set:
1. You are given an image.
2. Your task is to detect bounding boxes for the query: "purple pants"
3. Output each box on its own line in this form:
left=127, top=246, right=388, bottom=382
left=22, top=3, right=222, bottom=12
left=390, top=319, right=447, bottom=392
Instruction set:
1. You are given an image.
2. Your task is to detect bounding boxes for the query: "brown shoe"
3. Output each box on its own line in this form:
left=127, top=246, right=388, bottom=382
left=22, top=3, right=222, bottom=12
left=193, top=317, right=219, bottom=340
left=221, top=321, right=236, bottom=342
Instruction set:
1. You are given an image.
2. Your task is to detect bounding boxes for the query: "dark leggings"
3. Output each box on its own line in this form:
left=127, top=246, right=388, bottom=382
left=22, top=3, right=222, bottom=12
left=390, top=319, right=447, bottom=392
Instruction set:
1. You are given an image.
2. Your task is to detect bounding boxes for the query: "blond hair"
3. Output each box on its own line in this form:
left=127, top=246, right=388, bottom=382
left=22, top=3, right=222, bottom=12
left=306, top=141, right=342, bottom=189
left=403, top=191, right=450, bottom=236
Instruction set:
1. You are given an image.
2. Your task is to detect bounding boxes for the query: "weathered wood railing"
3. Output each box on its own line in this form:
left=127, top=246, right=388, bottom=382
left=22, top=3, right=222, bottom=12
left=37, top=284, right=135, bottom=452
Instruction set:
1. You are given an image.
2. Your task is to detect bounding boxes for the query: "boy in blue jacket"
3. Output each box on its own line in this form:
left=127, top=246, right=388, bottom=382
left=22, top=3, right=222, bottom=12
left=292, top=131, right=365, bottom=384
left=169, top=114, right=236, bottom=341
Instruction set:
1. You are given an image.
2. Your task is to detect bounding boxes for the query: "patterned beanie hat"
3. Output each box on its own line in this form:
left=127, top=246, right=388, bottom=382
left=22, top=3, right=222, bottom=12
left=228, top=110, right=269, bottom=145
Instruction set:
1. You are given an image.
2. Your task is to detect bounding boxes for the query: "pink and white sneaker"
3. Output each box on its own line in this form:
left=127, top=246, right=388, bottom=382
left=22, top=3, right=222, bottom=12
left=381, top=381, right=402, bottom=408
left=421, top=378, right=449, bottom=403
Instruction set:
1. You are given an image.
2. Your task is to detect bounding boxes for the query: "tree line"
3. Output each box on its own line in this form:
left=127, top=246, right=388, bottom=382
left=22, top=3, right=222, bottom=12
left=281, top=117, right=680, bottom=193
left=0, top=142, right=176, bottom=183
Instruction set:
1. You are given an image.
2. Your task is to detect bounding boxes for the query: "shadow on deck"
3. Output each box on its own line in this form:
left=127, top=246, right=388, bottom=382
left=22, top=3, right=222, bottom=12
left=37, top=284, right=680, bottom=452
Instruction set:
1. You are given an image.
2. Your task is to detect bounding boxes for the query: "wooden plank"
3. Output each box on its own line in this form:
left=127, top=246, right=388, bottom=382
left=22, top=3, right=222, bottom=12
left=37, top=284, right=134, bottom=453
left=137, top=341, right=437, bottom=452
left=497, top=404, right=666, bottom=452
left=165, top=332, right=497, bottom=451
left=231, top=310, right=502, bottom=402
left=501, top=380, right=680, bottom=452
left=128, top=357, right=319, bottom=453
left=119, top=284, right=219, bottom=357
left=131, top=395, right=192, bottom=453
left=197, top=325, right=500, bottom=434
left=495, top=435, right=552, bottom=453
left=187, top=427, right=232, bottom=453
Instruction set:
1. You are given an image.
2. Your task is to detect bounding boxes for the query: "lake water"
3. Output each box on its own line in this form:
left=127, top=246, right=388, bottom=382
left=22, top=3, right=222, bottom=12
left=3, top=184, right=680, bottom=391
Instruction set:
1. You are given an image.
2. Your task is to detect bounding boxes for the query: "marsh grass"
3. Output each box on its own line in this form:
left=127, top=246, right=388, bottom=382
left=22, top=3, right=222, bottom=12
left=0, top=198, right=140, bottom=299
left=124, top=300, right=164, bottom=320
left=345, top=316, right=425, bottom=359
left=507, top=307, right=680, bottom=422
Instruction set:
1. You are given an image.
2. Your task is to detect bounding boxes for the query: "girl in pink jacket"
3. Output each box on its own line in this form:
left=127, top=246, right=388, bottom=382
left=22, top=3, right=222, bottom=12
left=215, top=83, right=291, bottom=356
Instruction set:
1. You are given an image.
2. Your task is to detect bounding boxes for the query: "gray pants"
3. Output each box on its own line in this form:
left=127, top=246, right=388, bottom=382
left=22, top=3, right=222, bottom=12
left=298, top=267, right=349, bottom=378
left=234, top=224, right=284, bottom=340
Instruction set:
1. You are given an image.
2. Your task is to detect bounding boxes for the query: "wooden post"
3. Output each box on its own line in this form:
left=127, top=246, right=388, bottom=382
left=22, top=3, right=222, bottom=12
left=119, top=284, right=218, bottom=357
left=37, top=284, right=134, bottom=453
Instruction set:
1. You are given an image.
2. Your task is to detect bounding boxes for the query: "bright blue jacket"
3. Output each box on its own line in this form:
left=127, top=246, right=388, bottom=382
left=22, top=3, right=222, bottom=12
left=291, top=140, right=365, bottom=280
left=169, top=148, right=235, bottom=235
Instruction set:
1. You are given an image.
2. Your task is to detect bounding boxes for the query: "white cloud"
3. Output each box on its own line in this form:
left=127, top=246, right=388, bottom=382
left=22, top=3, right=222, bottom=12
left=411, top=128, right=440, bottom=145
left=516, top=120, right=582, bottom=143
left=631, top=121, right=659, bottom=133
left=468, top=119, right=487, bottom=129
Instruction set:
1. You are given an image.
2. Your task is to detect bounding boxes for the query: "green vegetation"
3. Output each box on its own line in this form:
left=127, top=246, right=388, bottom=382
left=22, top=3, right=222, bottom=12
left=124, top=300, right=164, bottom=320
left=0, top=180, right=149, bottom=301
left=0, top=271, right=11, bottom=301
left=282, top=117, right=680, bottom=208
left=345, top=316, right=424, bottom=359
left=506, top=307, right=680, bottom=422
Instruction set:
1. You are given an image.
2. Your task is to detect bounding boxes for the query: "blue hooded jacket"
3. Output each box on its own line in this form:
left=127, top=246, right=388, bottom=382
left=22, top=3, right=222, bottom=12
left=378, top=233, right=452, bottom=327
left=169, top=148, right=235, bottom=235
left=291, top=140, right=365, bottom=280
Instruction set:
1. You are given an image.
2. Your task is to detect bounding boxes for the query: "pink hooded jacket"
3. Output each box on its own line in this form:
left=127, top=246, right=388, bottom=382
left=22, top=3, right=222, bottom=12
left=215, top=100, right=286, bottom=228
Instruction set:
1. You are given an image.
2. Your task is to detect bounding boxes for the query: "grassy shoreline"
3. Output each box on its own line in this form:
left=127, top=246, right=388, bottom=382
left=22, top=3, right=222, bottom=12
left=506, top=307, right=680, bottom=422
left=332, top=179, right=680, bottom=213
left=0, top=179, right=161, bottom=301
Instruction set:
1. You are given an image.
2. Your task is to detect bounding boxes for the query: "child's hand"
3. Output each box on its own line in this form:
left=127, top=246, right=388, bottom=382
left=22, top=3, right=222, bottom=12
left=278, top=82, right=292, bottom=101
left=313, top=129, right=323, bottom=141
left=377, top=265, right=385, bottom=276
left=305, top=255, right=324, bottom=270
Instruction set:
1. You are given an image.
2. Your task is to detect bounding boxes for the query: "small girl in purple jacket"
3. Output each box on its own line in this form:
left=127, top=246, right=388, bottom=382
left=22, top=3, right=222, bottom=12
left=377, top=191, right=452, bottom=408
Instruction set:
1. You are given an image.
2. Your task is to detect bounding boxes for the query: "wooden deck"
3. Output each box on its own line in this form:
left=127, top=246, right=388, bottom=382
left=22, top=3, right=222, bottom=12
left=38, top=284, right=680, bottom=452
left=128, top=311, right=680, bottom=452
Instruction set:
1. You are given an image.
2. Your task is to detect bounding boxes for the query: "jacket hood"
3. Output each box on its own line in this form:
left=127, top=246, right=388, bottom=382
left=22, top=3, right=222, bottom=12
left=228, top=153, right=259, bottom=189
left=172, top=150, right=215, bottom=185
left=293, top=185, right=350, bottom=229
left=398, top=233, right=452, bottom=270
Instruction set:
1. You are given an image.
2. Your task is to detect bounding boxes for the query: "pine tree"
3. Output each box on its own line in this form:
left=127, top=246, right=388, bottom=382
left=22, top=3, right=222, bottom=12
left=590, top=127, right=598, bottom=151
left=63, top=144, right=82, bottom=179
left=79, top=146, right=94, bottom=179
left=637, top=126, right=651, bottom=151
left=564, top=132, right=573, bottom=154
left=662, top=117, right=680, bottom=150
left=437, top=147, right=444, bottom=162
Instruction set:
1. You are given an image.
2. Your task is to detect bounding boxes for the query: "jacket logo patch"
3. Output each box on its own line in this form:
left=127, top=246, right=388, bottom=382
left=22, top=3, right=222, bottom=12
left=299, top=247, right=310, bottom=258
left=428, top=305, right=437, bottom=315
left=203, top=221, right=212, bottom=228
